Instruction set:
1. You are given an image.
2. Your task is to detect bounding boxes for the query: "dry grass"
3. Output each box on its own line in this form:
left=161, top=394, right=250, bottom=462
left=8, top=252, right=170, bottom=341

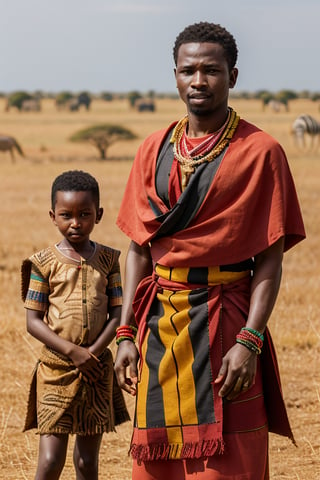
left=0, top=98, right=319, bottom=479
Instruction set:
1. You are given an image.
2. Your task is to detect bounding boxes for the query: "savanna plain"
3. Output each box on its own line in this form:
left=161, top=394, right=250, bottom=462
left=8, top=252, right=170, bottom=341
left=0, top=97, right=319, bottom=479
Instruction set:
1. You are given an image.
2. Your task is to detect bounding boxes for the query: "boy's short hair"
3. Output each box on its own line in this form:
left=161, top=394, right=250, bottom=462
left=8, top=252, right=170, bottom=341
left=51, top=170, right=100, bottom=210
left=173, top=21, right=238, bottom=71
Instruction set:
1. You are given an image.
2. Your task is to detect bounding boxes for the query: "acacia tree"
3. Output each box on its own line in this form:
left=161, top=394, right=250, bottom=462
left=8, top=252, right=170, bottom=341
left=69, top=124, right=137, bottom=160
left=127, top=90, right=142, bottom=108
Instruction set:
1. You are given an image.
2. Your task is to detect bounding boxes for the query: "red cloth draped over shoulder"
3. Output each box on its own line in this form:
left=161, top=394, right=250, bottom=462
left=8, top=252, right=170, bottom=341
left=116, top=119, right=305, bottom=266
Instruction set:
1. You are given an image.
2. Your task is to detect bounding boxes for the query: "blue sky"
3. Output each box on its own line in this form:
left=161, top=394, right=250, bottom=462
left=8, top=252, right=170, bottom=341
left=0, top=0, right=318, bottom=94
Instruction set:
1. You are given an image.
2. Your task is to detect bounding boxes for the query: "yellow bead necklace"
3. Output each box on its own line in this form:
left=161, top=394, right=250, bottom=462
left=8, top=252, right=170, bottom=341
left=170, top=108, right=240, bottom=189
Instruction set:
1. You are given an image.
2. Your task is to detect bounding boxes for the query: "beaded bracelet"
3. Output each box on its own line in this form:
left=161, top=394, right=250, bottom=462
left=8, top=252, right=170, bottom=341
left=241, top=326, right=264, bottom=341
left=237, top=330, right=264, bottom=349
left=236, top=337, right=262, bottom=355
left=236, top=326, right=264, bottom=355
left=116, top=325, right=138, bottom=346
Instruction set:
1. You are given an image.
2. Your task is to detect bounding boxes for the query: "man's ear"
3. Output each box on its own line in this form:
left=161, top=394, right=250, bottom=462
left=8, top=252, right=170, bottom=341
left=49, top=209, right=57, bottom=225
left=96, top=207, right=104, bottom=224
left=229, top=68, right=238, bottom=89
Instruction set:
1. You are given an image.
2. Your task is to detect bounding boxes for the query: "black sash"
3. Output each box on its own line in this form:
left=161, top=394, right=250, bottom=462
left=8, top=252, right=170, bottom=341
left=148, top=131, right=227, bottom=239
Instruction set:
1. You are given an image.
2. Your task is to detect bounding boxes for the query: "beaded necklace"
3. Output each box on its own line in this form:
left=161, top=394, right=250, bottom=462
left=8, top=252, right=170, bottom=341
left=181, top=110, right=230, bottom=159
left=170, top=108, right=240, bottom=190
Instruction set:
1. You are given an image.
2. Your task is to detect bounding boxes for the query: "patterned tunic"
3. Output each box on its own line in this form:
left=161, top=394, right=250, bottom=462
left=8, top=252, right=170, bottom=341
left=21, top=242, right=129, bottom=435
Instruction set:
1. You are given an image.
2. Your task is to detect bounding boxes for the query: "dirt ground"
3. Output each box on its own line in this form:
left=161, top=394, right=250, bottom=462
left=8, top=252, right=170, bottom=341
left=0, top=98, right=319, bottom=479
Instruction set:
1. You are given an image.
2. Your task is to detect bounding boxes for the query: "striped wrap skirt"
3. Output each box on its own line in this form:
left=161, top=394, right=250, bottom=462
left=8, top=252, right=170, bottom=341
left=130, top=264, right=269, bottom=478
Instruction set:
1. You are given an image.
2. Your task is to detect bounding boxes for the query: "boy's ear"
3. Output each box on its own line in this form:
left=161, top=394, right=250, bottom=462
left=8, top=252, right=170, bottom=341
left=49, top=209, right=57, bottom=225
left=96, top=207, right=104, bottom=223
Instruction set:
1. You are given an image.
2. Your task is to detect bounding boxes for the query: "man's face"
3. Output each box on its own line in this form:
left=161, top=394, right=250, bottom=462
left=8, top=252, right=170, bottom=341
left=174, top=42, right=238, bottom=118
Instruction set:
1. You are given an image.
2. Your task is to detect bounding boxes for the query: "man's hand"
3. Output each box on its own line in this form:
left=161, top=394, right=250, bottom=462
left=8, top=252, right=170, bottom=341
left=214, top=343, right=257, bottom=400
left=114, top=341, right=139, bottom=396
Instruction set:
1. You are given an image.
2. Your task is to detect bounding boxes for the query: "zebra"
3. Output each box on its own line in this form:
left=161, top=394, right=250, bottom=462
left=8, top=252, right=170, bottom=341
left=267, top=99, right=288, bottom=113
left=292, top=114, right=320, bottom=150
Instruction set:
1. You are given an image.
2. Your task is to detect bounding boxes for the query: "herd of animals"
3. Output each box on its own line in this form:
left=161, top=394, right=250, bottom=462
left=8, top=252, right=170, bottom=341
left=0, top=102, right=319, bottom=162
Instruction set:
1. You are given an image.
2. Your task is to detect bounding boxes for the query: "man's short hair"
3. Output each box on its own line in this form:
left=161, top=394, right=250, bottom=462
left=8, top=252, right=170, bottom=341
left=51, top=170, right=100, bottom=210
left=173, top=21, right=238, bottom=71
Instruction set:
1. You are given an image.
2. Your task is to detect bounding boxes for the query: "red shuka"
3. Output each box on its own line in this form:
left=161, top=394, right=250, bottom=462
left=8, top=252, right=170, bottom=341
left=117, top=119, right=305, bottom=266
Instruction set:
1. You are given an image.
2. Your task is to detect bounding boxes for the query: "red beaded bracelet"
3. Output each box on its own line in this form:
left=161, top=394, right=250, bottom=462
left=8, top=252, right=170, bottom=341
left=116, top=325, right=137, bottom=345
left=236, top=327, right=264, bottom=355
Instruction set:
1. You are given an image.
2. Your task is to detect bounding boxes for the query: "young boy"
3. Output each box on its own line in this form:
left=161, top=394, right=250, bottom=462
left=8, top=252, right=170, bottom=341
left=21, top=170, right=129, bottom=480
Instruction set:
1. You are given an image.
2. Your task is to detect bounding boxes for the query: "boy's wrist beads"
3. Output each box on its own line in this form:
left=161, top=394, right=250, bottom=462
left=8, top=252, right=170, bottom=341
left=236, top=327, right=264, bottom=355
left=116, top=325, right=137, bottom=345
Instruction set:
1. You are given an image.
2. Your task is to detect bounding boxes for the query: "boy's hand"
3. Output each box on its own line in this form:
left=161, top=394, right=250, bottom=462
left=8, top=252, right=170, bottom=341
left=69, top=345, right=103, bottom=383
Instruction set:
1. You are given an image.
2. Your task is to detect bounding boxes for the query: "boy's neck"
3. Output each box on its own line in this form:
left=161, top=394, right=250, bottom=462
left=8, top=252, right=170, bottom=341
left=57, top=239, right=95, bottom=260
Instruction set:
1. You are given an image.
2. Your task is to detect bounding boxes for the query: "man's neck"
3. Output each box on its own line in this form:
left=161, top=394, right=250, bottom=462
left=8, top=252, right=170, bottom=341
left=187, top=109, right=229, bottom=138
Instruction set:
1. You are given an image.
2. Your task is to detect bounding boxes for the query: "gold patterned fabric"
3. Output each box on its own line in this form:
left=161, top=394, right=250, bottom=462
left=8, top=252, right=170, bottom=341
left=21, top=243, right=122, bottom=345
left=24, top=346, right=130, bottom=434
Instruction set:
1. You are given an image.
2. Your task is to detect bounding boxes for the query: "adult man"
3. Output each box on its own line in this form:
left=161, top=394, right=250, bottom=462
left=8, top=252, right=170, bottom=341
left=115, top=22, right=305, bottom=479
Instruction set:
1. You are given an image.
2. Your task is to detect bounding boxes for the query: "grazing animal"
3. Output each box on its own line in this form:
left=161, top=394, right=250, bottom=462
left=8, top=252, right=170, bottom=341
left=135, top=98, right=156, bottom=112
left=68, top=98, right=80, bottom=111
left=77, top=92, right=91, bottom=110
left=0, top=135, right=24, bottom=162
left=267, top=99, right=288, bottom=113
left=292, top=114, right=320, bottom=150
left=56, top=93, right=91, bottom=112
left=21, top=99, right=41, bottom=111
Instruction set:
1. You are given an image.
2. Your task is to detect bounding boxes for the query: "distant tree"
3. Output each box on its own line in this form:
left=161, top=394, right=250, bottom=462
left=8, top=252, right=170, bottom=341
left=258, top=91, right=274, bottom=110
left=69, top=124, right=137, bottom=160
left=299, top=90, right=310, bottom=99
left=275, top=90, right=298, bottom=111
left=56, top=91, right=74, bottom=108
left=7, top=91, right=32, bottom=110
left=276, top=89, right=297, bottom=101
left=33, top=90, right=45, bottom=99
left=237, top=91, right=251, bottom=99
left=128, top=91, right=142, bottom=108
left=311, top=92, right=320, bottom=102
left=254, top=90, right=272, bottom=99
left=164, top=92, right=180, bottom=100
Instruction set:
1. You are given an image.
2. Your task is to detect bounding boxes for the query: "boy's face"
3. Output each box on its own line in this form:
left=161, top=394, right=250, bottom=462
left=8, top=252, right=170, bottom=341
left=49, top=190, right=103, bottom=246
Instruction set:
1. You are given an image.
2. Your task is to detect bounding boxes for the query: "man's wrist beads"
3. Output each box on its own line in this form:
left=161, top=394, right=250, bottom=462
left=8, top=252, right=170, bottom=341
left=116, top=325, right=137, bottom=345
left=236, top=327, right=264, bottom=354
